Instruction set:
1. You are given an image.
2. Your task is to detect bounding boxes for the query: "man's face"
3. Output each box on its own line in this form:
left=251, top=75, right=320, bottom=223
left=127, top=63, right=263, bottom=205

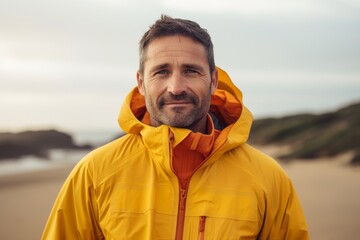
left=137, top=35, right=218, bottom=132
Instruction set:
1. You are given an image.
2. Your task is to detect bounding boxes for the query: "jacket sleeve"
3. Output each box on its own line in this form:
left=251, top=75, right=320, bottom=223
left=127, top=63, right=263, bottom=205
left=41, top=155, right=104, bottom=240
left=260, top=173, right=310, bottom=240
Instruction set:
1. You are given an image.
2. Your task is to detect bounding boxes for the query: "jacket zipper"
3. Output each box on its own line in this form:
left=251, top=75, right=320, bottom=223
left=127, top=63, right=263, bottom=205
left=169, top=131, right=212, bottom=239
left=169, top=132, right=188, bottom=240
left=175, top=188, right=188, bottom=240
left=198, top=216, right=206, bottom=240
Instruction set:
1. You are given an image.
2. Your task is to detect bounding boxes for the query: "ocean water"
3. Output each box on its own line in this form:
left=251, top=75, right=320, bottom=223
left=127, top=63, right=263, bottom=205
left=72, top=130, right=122, bottom=146
left=0, top=130, right=120, bottom=176
left=0, top=150, right=89, bottom=176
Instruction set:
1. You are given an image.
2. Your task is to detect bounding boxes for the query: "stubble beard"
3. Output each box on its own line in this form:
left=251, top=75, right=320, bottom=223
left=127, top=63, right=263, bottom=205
left=147, top=91, right=211, bottom=129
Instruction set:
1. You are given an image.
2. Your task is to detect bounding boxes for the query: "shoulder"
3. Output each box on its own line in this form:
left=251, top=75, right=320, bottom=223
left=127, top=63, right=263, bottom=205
left=91, top=133, right=145, bottom=160
left=230, top=144, right=286, bottom=173
left=225, top=144, right=291, bottom=189
left=69, top=133, right=148, bottom=184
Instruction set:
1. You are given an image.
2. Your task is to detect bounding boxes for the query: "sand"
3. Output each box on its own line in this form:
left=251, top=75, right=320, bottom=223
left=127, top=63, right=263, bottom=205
left=0, top=163, right=76, bottom=240
left=282, top=158, right=360, bottom=239
left=0, top=150, right=359, bottom=240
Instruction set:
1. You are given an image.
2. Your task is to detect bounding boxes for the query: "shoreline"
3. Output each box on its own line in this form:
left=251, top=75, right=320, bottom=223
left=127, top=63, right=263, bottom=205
left=0, top=162, right=75, bottom=187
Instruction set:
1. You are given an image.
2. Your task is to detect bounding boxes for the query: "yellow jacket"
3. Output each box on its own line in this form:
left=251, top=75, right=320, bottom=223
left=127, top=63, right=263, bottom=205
left=42, top=67, right=309, bottom=239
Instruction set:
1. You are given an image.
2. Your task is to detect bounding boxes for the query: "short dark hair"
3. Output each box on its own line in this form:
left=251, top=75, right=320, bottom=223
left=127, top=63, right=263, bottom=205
left=139, top=15, right=215, bottom=74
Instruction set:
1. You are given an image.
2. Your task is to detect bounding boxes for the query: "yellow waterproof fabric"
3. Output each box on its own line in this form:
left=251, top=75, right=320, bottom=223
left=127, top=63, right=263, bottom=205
left=42, top=67, right=309, bottom=239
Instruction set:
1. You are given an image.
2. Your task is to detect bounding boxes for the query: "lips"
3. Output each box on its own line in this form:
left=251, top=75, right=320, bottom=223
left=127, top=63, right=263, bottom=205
left=158, top=93, right=198, bottom=108
left=161, top=101, right=194, bottom=110
left=164, top=101, right=193, bottom=105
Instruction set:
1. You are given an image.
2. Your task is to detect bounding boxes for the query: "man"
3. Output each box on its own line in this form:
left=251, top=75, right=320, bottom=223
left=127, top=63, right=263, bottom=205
left=42, top=15, right=309, bottom=239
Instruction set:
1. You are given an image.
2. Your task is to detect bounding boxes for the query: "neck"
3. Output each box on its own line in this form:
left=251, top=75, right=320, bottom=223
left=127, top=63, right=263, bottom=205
left=186, top=114, right=209, bottom=134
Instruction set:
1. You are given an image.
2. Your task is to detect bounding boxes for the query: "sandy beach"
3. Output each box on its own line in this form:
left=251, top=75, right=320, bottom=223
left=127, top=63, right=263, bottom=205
left=0, top=150, right=359, bottom=240
left=0, top=163, right=76, bottom=240
left=282, top=158, right=360, bottom=239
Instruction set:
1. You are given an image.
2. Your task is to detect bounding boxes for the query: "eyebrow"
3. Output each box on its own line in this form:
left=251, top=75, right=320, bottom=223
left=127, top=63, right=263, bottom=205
left=182, top=64, right=205, bottom=72
left=150, top=63, right=206, bottom=72
left=150, top=63, right=170, bottom=72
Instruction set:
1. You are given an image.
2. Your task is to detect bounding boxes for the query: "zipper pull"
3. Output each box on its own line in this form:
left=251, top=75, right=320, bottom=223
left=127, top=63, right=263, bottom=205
left=198, top=216, right=206, bottom=240
left=180, top=189, right=187, bottom=210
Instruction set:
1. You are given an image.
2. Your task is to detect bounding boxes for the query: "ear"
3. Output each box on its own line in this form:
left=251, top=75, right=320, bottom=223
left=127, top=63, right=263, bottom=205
left=210, top=69, right=218, bottom=94
left=137, top=71, right=145, bottom=96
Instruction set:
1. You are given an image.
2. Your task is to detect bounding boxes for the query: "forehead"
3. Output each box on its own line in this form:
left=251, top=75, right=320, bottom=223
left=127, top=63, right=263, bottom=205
left=144, top=35, right=208, bottom=69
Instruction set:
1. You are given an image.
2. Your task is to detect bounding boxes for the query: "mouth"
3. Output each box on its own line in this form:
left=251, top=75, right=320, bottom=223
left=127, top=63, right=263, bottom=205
left=162, top=101, right=194, bottom=109
left=164, top=101, right=193, bottom=105
left=158, top=93, right=198, bottom=108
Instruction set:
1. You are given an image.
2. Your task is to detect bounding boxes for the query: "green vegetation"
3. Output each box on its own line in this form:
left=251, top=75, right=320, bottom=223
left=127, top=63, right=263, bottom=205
left=248, top=102, right=360, bottom=164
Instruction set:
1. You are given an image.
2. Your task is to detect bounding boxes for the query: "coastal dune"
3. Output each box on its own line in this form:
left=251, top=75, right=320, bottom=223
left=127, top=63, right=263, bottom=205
left=0, top=151, right=359, bottom=240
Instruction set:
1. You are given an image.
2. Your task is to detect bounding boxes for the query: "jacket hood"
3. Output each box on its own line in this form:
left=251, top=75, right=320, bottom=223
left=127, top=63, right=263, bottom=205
left=118, top=67, right=253, bottom=149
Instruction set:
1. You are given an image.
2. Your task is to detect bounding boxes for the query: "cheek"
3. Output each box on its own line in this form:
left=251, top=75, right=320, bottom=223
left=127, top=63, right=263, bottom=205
left=194, top=84, right=212, bottom=97
left=148, top=80, right=168, bottom=94
left=146, top=86, right=160, bottom=98
left=144, top=84, right=163, bottom=104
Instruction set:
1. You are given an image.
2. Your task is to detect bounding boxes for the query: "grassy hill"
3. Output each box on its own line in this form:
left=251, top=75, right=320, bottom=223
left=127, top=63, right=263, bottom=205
left=248, top=102, right=360, bottom=164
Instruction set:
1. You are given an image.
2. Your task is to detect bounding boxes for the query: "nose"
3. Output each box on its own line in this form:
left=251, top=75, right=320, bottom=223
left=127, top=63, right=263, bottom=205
left=167, top=71, right=186, bottom=95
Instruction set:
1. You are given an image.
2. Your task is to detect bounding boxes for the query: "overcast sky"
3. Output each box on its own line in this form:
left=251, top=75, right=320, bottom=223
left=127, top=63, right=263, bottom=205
left=1, top=0, right=359, bottom=133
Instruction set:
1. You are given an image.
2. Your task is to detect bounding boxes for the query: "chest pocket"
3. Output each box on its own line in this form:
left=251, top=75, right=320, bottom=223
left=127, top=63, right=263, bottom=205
left=184, top=189, right=261, bottom=239
left=190, top=188, right=258, bottom=221
left=99, top=182, right=178, bottom=240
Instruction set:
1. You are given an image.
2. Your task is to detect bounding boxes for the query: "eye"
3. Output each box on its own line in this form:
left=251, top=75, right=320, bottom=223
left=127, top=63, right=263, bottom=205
left=184, top=68, right=199, bottom=75
left=155, top=69, right=170, bottom=76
